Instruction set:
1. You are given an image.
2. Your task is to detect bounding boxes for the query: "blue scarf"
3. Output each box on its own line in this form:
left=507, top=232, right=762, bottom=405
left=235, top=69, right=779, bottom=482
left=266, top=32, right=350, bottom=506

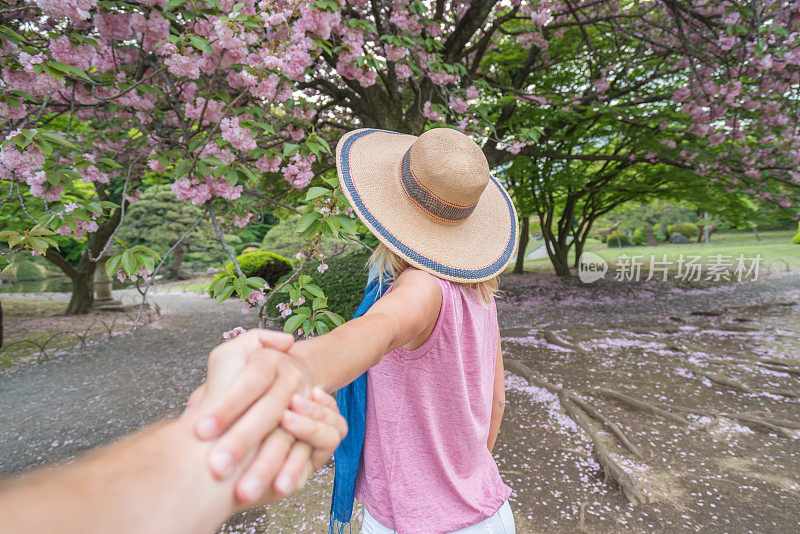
left=329, top=267, right=391, bottom=534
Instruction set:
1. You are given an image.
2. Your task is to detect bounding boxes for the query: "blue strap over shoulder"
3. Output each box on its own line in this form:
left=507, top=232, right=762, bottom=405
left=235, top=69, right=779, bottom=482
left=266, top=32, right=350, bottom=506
left=329, top=267, right=391, bottom=534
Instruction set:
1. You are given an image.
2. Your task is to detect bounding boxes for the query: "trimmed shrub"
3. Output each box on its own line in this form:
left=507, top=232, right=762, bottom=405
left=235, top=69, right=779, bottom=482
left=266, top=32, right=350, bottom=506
left=209, top=250, right=293, bottom=294
left=15, top=260, right=45, bottom=280
left=666, top=222, right=698, bottom=240
left=308, top=249, right=371, bottom=320
left=606, top=231, right=630, bottom=247
left=271, top=248, right=372, bottom=321
left=792, top=221, right=800, bottom=244
left=631, top=228, right=648, bottom=246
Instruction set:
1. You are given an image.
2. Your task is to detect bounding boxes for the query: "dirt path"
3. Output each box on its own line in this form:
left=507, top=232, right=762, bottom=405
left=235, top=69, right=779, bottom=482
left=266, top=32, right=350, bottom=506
left=496, top=273, right=800, bottom=533
left=1, top=276, right=799, bottom=533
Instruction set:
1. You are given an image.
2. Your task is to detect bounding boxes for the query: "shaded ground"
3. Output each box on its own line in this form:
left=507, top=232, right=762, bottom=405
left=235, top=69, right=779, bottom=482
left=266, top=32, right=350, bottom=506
left=496, top=272, right=800, bottom=533
left=1, top=274, right=799, bottom=532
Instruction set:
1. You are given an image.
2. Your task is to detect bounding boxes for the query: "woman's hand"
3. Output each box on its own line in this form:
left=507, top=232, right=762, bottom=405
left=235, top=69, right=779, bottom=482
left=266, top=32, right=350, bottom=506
left=185, top=328, right=343, bottom=504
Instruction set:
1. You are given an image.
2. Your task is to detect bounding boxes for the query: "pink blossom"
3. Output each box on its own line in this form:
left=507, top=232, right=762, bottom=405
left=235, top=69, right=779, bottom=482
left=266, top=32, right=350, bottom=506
left=223, top=326, right=247, bottom=340
left=282, top=152, right=315, bottom=189
left=395, top=64, right=413, bottom=79
left=49, top=37, right=95, bottom=71
left=221, top=117, right=257, bottom=152
left=508, top=142, right=525, bottom=155
left=35, top=0, right=97, bottom=21
left=255, top=155, right=282, bottom=173
left=164, top=52, right=204, bottom=79
left=148, top=159, right=165, bottom=172
left=384, top=45, right=406, bottom=62
left=466, top=85, right=480, bottom=100
left=94, top=12, right=133, bottom=40
left=422, top=101, right=441, bottom=121
left=317, top=262, right=328, bottom=273
left=449, top=96, right=468, bottom=115
left=184, top=98, right=226, bottom=125
left=233, top=212, right=252, bottom=227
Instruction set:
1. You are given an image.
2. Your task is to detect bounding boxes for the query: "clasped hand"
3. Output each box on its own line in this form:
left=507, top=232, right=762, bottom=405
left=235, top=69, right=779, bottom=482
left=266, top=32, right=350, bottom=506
left=183, top=329, right=344, bottom=507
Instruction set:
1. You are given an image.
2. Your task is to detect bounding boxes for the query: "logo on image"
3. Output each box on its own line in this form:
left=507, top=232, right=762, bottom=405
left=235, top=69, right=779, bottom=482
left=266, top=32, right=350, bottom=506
left=578, top=252, right=608, bottom=283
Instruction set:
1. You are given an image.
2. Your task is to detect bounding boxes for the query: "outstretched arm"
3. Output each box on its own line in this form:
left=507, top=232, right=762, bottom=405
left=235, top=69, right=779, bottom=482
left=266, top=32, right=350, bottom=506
left=0, top=331, right=347, bottom=534
left=289, top=268, right=442, bottom=392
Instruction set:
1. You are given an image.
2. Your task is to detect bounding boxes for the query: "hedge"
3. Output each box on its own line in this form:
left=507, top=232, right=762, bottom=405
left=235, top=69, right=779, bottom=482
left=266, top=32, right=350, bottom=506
left=271, top=248, right=372, bottom=321
left=209, top=250, right=293, bottom=295
left=606, top=231, right=630, bottom=247
left=666, top=222, right=699, bottom=239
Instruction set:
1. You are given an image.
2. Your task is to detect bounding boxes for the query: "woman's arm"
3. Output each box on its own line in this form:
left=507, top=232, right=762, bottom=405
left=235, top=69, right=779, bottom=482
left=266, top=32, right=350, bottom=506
left=289, top=268, right=442, bottom=392
left=487, top=340, right=505, bottom=452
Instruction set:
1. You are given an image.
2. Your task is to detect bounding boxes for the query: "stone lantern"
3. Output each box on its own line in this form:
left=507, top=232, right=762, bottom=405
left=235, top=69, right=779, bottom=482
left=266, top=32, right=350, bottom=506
left=94, top=250, right=122, bottom=309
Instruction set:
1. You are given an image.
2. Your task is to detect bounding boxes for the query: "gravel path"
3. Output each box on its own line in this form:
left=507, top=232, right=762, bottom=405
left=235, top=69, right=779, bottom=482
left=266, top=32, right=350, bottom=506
left=0, top=289, right=244, bottom=475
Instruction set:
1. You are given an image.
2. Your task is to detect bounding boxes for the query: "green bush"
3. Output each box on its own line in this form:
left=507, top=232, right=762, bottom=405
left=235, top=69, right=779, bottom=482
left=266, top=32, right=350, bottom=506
left=792, top=221, right=800, bottom=244
left=606, top=231, right=630, bottom=247
left=209, top=250, right=293, bottom=294
left=15, top=260, right=45, bottom=280
left=666, top=222, right=699, bottom=239
left=313, top=249, right=372, bottom=319
left=653, top=224, right=667, bottom=242
left=631, top=228, right=648, bottom=246
left=271, top=248, right=372, bottom=321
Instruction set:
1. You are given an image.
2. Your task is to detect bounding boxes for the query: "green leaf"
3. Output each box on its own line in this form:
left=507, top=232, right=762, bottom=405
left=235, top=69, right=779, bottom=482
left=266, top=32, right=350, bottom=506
left=246, top=276, right=267, bottom=289
left=305, top=284, right=325, bottom=298
left=233, top=276, right=248, bottom=298
left=282, top=143, right=300, bottom=157
left=97, top=157, right=122, bottom=169
left=283, top=314, right=306, bottom=333
left=315, top=321, right=330, bottom=335
left=322, top=174, right=339, bottom=188
left=121, top=250, right=138, bottom=274
left=322, top=310, right=345, bottom=326
left=106, top=254, right=123, bottom=278
left=215, top=285, right=235, bottom=302
left=308, top=133, right=331, bottom=153
left=294, top=306, right=311, bottom=318
left=305, top=186, right=331, bottom=201
left=189, top=35, right=215, bottom=53
left=37, top=132, right=79, bottom=150
left=312, top=296, right=327, bottom=311
left=296, top=212, right=320, bottom=233
left=337, top=214, right=357, bottom=235
left=131, top=245, right=161, bottom=260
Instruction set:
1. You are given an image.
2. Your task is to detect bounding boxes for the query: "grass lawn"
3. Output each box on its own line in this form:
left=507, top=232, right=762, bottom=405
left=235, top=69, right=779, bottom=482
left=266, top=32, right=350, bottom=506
left=524, top=229, right=800, bottom=271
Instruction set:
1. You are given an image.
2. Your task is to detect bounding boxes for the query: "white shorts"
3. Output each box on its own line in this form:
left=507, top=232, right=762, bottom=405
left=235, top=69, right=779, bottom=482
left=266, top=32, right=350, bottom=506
left=361, top=500, right=515, bottom=534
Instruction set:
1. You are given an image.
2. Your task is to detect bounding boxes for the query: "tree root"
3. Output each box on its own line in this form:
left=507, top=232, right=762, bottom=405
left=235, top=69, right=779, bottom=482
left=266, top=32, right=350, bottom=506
left=596, top=388, right=696, bottom=427
left=560, top=392, right=648, bottom=505
left=504, top=358, right=647, bottom=505
left=542, top=330, right=582, bottom=352
left=692, top=368, right=800, bottom=398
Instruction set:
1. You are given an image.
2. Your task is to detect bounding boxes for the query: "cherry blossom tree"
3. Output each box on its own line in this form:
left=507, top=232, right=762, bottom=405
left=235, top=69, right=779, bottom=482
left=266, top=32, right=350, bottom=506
left=0, top=0, right=355, bottom=324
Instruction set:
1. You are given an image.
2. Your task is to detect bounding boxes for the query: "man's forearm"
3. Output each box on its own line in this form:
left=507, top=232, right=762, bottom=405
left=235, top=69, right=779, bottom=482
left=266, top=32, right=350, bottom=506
left=0, top=415, right=244, bottom=534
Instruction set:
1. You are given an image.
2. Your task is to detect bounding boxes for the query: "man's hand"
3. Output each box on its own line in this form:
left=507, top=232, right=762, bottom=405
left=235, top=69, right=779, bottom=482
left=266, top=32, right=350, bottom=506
left=184, top=329, right=340, bottom=504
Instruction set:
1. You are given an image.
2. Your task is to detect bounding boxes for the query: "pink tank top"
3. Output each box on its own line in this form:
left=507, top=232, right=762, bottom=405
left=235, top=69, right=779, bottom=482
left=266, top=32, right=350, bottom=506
left=355, top=275, right=511, bottom=533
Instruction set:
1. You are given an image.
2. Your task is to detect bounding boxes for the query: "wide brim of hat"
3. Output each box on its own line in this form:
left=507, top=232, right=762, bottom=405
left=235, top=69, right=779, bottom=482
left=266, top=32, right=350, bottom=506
left=336, top=128, right=518, bottom=283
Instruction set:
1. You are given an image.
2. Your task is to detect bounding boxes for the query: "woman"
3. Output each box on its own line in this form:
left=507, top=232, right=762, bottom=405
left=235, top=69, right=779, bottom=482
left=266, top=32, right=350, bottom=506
left=198, top=127, right=518, bottom=533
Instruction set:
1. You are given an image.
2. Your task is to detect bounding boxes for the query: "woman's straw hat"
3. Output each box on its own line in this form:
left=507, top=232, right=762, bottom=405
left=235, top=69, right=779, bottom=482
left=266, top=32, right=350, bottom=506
left=336, top=128, right=518, bottom=283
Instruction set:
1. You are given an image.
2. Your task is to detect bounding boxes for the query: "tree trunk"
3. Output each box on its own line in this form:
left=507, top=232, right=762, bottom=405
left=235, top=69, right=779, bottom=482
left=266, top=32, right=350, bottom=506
left=65, top=268, right=95, bottom=315
left=541, top=226, right=571, bottom=277
left=645, top=225, right=656, bottom=245
left=513, top=216, right=530, bottom=274
left=166, top=243, right=191, bottom=280
left=43, top=206, right=125, bottom=315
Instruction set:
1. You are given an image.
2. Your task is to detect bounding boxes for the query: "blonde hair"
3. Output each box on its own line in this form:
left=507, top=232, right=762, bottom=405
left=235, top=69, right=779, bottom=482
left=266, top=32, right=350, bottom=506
left=368, top=243, right=500, bottom=305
